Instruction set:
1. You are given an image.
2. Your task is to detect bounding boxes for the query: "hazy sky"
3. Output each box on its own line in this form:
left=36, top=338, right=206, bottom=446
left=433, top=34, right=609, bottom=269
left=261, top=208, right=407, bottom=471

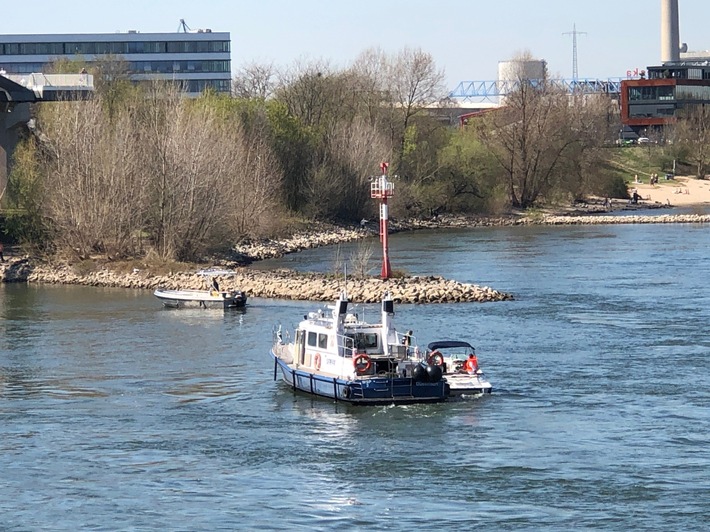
left=2, top=0, right=708, bottom=91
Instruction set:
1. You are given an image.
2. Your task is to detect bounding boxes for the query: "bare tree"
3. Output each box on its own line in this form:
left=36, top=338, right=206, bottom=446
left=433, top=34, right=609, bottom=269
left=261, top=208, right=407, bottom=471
left=349, top=48, right=390, bottom=128
left=38, top=94, right=148, bottom=258
left=476, top=52, right=586, bottom=208
left=232, top=61, right=278, bottom=99
left=674, top=104, right=710, bottom=178
left=223, top=120, right=283, bottom=236
left=349, top=239, right=374, bottom=278
left=382, top=47, right=446, bottom=173
left=137, top=82, right=284, bottom=260
left=317, top=116, right=389, bottom=219
left=275, top=59, right=342, bottom=129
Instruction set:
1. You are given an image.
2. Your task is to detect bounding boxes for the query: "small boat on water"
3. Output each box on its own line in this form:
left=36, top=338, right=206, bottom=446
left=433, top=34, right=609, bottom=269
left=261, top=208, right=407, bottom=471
left=271, top=292, right=450, bottom=405
left=423, top=340, right=492, bottom=396
left=153, top=269, right=247, bottom=309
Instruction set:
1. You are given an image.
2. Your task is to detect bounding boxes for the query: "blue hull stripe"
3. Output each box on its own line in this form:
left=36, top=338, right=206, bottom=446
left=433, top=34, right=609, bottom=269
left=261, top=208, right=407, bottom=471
left=271, top=350, right=448, bottom=405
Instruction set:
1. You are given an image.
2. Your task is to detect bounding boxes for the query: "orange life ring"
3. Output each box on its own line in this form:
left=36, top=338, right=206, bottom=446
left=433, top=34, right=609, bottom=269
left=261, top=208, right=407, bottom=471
left=314, top=353, right=321, bottom=370
left=428, top=351, right=444, bottom=366
left=353, top=354, right=371, bottom=374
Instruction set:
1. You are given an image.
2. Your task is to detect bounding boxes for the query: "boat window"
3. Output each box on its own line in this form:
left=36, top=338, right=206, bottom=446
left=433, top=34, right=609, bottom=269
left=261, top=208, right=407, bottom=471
left=318, top=333, right=328, bottom=349
left=307, top=331, right=318, bottom=347
left=354, top=333, right=378, bottom=349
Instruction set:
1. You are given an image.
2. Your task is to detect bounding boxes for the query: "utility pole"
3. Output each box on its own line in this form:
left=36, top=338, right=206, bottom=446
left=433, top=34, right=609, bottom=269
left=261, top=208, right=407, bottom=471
left=563, top=23, right=587, bottom=81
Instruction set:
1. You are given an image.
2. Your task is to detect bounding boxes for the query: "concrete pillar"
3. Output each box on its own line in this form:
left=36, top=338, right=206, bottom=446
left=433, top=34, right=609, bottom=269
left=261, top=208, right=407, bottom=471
left=0, top=103, right=31, bottom=204
left=661, top=0, right=680, bottom=63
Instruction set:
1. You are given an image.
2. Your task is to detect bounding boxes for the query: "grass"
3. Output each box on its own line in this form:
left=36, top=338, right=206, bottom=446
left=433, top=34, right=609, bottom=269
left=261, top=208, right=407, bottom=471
left=607, top=146, right=664, bottom=184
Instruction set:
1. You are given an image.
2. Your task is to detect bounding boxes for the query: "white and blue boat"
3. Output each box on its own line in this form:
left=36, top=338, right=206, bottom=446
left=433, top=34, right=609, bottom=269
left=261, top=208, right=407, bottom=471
left=153, top=268, right=247, bottom=310
left=271, top=292, right=449, bottom=405
left=424, top=340, right=492, bottom=396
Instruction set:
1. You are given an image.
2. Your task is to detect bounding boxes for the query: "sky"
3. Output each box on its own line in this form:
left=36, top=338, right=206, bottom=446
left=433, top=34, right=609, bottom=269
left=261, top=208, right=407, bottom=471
left=2, top=0, right=709, bottom=92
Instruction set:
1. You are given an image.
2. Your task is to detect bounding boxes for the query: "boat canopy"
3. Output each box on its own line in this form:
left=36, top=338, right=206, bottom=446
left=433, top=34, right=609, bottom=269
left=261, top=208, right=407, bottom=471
left=427, top=340, right=475, bottom=351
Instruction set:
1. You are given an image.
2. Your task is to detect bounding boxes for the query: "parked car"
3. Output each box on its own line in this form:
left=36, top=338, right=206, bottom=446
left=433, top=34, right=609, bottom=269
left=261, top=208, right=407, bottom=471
left=637, top=137, right=651, bottom=144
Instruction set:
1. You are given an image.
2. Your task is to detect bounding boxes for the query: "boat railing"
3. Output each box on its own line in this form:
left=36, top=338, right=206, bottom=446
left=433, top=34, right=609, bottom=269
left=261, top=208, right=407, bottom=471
left=388, top=344, right=408, bottom=360
left=273, top=325, right=290, bottom=344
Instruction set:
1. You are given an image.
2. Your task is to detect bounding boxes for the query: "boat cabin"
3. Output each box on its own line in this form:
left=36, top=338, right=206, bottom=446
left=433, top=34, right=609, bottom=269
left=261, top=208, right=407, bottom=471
left=292, top=293, right=411, bottom=378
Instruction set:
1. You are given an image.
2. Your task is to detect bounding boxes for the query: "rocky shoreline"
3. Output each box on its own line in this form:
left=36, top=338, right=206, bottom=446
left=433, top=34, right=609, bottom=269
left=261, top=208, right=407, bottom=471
left=233, top=211, right=710, bottom=261
left=0, top=258, right=512, bottom=304
left=3, top=210, right=710, bottom=304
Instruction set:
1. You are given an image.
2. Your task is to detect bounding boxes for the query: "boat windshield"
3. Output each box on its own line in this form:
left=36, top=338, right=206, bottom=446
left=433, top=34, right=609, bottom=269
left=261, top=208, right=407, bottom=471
left=346, top=332, right=379, bottom=350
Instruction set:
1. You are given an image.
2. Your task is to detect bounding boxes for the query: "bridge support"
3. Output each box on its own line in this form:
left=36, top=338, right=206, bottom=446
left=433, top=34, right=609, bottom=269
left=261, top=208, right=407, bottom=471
left=1, top=102, right=31, bottom=201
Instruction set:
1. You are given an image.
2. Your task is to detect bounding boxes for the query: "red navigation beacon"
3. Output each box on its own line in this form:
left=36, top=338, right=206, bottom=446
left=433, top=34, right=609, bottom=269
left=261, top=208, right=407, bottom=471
left=370, top=162, right=395, bottom=279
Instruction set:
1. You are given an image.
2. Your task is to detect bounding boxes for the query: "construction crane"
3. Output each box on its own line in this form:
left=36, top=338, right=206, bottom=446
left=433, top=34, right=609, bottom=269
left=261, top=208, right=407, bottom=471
left=178, top=19, right=191, bottom=33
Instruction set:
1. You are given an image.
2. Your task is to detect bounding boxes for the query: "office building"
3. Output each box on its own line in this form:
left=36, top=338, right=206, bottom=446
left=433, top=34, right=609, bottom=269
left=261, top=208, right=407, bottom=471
left=0, top=29, right=231, bottom=96
left=620, top=61, right=710, bottom=138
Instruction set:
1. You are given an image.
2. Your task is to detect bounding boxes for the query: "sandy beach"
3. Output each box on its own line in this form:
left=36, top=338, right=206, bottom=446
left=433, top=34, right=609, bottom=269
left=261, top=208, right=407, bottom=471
left=631, top=175, right=710, bottom=207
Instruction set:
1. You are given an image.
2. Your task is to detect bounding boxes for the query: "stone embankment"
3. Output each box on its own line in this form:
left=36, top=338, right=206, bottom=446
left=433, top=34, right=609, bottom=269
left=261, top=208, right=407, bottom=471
left=0, top=258, right=512, bottom=304
left=540, top=213, right=710, bottom=225
left=235, top=216, right=529, bottom=261
left=233, top=212, right=710, bottom=262
left=4, top=210, right=708, bottom=304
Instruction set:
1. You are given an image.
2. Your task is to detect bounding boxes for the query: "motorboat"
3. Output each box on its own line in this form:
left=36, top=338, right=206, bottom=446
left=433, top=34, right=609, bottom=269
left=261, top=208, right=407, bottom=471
left=153, top=269, right=247, bottom=309
left=271, top=292, right=450, bottom=405
left=423, top=340, right=492, bottom=396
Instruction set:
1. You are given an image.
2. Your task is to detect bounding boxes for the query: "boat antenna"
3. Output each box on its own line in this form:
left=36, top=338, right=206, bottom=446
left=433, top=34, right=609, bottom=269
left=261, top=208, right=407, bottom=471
left=343, top=264, right=348, bottom=300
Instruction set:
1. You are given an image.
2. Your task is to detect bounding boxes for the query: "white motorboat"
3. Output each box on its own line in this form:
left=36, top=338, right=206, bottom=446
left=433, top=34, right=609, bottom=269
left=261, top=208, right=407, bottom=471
left=423, top=341, right=492, bottom=396
left=153, top=269, right=247, bottom=309
left=271, top=291, right=450, bottom=405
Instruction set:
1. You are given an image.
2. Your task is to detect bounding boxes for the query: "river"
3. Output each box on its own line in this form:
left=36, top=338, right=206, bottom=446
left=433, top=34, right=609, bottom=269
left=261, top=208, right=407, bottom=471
left=1, top=222, right=709, bottom=530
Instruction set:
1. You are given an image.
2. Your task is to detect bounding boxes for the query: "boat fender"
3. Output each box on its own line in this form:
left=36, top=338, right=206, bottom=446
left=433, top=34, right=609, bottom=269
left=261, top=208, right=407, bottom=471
left=314, top=353, right=321, bottom=371
left=342, top=386, right=351, bottom=399
left=426, top=363, right=443, bottom=383
left=427, top=350, right=444, bottom=366
left=412, top=362, right=429, bottom=382
left=353, top=354, right=371, bottom=374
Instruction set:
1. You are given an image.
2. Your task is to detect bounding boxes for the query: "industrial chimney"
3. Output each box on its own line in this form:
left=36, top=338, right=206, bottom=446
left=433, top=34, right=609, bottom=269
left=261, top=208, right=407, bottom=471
left=660, top=0, right=680, bottom=62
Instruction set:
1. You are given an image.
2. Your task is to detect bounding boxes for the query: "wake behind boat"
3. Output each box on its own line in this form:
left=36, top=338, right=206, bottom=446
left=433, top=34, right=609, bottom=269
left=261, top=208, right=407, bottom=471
left=153, top=269, right=247, bottom=309
left=271, top=291, right=449, bottom=405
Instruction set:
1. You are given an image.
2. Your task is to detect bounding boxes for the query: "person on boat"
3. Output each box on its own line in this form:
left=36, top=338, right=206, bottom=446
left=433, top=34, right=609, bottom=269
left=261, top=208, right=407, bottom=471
left=464, top=353, right=479, bottom=374
left=212, top=278, right=220, bottom=293
left=402, top=330, right=413, bottom=355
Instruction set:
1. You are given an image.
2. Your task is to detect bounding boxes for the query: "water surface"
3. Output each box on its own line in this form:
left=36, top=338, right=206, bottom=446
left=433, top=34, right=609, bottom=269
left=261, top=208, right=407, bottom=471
left=2, top=223, right=709, bottom=530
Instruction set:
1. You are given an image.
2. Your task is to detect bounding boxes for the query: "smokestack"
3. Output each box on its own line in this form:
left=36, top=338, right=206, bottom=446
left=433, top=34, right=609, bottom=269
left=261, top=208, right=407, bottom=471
left=661, top=0, right=680, bottom=63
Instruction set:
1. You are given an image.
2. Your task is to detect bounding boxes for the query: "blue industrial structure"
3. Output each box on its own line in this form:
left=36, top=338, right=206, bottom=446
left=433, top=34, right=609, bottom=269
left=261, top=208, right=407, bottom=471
left=449, top=77, right=624, bottom=101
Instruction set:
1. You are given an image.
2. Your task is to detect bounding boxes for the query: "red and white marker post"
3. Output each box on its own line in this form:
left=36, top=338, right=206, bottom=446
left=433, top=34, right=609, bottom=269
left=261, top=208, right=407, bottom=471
left=370, top=162, right=395, bottom=279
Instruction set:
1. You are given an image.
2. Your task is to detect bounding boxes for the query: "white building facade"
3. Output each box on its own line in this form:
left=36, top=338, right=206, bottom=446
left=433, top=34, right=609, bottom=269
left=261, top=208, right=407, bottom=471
left=0, top=30, right=231, bottom=96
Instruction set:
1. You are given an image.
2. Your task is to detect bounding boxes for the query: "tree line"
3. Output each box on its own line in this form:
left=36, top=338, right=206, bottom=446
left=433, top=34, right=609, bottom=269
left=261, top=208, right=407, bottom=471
left=5, top=51, right=644, bottom=262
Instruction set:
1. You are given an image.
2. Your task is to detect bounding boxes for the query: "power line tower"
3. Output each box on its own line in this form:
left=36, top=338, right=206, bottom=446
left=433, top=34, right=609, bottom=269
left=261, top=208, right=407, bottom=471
left=563, top=23, right=587, bottom=81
